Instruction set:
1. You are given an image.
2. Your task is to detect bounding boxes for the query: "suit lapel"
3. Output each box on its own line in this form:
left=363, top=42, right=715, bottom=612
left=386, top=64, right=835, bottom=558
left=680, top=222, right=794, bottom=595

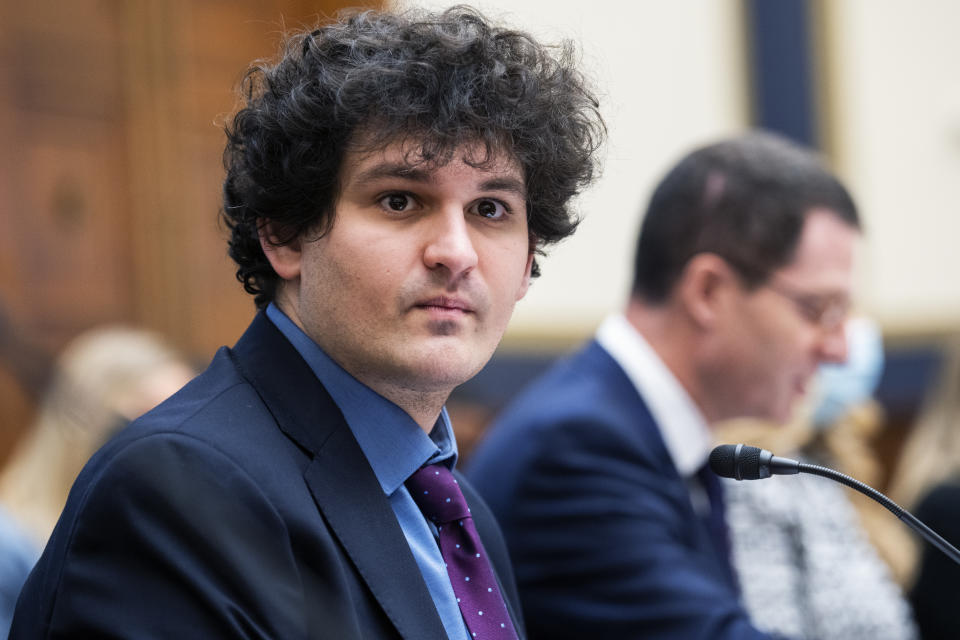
left=306, top=427, right=448, bottom=640
left=231, top=313, right=447, bottom=639
left=588, top=340, right=738, bottom=592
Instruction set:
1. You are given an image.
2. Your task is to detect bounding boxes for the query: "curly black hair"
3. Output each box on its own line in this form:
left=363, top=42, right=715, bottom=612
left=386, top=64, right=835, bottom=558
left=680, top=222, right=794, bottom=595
left=222, top=5, right=605, bottom=308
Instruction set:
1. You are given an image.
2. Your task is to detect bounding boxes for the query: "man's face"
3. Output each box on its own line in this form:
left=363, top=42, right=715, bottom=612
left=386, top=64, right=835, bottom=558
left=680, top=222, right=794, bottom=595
left=284, top=141, right=533, bottom=399
left=709, top=209, right=859, bottom=423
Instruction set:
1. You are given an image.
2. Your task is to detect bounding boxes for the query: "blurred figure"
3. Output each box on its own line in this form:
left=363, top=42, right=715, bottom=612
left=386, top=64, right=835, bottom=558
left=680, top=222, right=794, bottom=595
left=0, top=506, right=35, bottom=638
left=887, top=339, right=960, bottom=639
left=718, top=317, right=918, bottom=640
left=468, top=132, right=860, bottom=639
left=0, top=326, right=193, bottom=635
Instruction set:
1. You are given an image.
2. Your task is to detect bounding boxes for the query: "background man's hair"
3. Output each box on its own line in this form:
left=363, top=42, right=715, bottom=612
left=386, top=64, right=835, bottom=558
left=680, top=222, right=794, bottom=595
left=632, top=131, right=860, bottom=303
left=222, top=5, right=605, bottom=308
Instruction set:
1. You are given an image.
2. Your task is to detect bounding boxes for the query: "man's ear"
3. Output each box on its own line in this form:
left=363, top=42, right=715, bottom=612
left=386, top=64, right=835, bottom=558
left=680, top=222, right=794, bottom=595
left=515, top=252, right=535, bottom=301
left=258, top=219, right=302, bottom=281
left=676, top=253, right=739, bottom=329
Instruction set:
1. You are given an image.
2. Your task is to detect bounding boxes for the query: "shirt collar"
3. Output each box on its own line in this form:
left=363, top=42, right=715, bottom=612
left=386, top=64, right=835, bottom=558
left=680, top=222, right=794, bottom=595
left=595, top=313, right=712, bottom=477
left=265, top=304, right=457, bottom=495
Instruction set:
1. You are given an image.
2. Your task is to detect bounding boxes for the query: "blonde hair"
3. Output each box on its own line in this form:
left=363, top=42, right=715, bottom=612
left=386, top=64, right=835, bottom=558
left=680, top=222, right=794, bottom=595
left=879, top=338, right=960, bottom=584
left=888, top=339, right=960, bottom=510
left=0, top=326, right=193, bottom=546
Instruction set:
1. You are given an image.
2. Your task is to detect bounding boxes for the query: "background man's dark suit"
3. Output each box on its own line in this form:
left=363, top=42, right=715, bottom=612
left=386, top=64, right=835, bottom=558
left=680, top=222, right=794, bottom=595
left=467, top=340, right=768, bottom=640
left=11, top=313, right=523, bottom=639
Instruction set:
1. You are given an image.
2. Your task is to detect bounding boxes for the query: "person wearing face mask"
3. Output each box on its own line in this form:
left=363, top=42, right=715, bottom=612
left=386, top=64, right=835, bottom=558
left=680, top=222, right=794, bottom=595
left=717, top=317, right=918, bottom=640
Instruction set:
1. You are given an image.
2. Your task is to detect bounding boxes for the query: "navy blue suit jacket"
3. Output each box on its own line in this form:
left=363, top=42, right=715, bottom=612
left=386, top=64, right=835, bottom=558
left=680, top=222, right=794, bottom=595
left=467, top=340, right=773, bottom=639
left=11, top=313, right=523, bottom=639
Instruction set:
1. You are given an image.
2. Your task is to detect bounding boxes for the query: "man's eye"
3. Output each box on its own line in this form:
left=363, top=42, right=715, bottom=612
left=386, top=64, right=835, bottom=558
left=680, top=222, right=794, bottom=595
left=472, top=199, right=508, bottom=219
left=380, top=193, right=414, bottom=211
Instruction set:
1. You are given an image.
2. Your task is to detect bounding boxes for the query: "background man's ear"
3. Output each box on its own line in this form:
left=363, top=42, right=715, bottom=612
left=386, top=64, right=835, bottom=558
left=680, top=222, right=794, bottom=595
left=676, top=253, right=739, bottom=329
left=257, top=220, right=302, bottom=281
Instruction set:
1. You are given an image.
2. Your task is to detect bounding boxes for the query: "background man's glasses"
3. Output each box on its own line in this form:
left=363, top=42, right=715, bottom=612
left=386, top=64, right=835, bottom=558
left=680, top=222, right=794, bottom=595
left=764, top=279, right=850, bottom=331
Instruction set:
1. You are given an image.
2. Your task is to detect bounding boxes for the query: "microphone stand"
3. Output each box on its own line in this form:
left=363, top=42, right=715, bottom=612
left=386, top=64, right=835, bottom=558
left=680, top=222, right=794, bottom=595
left=799, top=462, right=960, bottom=567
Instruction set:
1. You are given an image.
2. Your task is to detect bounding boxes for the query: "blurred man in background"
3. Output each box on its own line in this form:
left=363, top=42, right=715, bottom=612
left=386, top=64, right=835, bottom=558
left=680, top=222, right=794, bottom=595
left=469, top=132, right=860, bottom=639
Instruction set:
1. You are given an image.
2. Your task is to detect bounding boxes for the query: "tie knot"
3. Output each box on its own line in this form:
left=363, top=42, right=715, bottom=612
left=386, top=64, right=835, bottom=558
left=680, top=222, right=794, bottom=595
left=406, top=464, right=471, bottom=524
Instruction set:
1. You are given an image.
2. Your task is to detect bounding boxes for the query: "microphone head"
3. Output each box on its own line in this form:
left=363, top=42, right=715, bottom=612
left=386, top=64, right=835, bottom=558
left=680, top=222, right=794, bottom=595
left=709, top=444, right=769, bottom=480
left=708, top=444, right=738, bottom=479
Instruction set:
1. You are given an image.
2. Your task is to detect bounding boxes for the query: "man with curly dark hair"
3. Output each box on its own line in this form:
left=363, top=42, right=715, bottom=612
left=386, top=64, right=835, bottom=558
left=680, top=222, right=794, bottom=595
left=10, top=6, right=603, bottom=639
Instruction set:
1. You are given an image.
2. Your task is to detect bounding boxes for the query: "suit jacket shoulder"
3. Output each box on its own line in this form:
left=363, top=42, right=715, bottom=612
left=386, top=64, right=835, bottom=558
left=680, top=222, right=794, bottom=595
left=12, top=313, right=521, bottom=640
left=468, top=340, right=772, bottom=640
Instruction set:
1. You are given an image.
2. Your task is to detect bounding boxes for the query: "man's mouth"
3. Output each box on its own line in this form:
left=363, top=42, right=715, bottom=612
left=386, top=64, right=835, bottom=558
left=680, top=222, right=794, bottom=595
left=795, top=372, right=815, bottom=396
left=415, top=296, right=474, bottom=313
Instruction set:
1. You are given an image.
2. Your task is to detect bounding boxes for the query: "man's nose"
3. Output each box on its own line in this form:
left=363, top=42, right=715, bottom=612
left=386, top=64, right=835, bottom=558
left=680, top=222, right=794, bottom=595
left=818, top=322, right=849, bottom=364
left=422, top=208, right=479, bottom=279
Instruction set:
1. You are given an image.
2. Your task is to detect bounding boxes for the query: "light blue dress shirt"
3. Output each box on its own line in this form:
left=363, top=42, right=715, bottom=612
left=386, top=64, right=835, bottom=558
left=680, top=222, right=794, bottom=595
left=0, top=504, right=39, bottom=637
left=266, top=304, right=470, bottom=640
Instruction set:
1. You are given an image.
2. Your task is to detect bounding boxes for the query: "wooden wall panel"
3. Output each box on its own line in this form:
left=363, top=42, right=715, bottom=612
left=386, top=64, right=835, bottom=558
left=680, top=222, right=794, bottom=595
left=2, top=1, right=129, bottom=338
left=0, top=0, right=380, bottom=464
left=20, top=120, right=133, bottom=326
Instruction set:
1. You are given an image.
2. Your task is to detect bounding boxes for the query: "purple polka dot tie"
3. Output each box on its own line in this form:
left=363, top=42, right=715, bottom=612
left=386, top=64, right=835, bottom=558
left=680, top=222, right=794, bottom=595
left=406, top=464, right=519, bottom=640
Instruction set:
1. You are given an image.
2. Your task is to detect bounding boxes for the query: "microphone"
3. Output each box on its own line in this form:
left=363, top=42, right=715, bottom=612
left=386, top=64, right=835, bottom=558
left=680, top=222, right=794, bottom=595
left=710, top=443, right=960, bottom=567
left=708, top=442, right=799, bottom=480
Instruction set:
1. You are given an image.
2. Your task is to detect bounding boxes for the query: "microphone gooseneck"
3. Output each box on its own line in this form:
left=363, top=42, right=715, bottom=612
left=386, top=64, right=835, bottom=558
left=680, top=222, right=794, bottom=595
left=709, top=443, right=960, bottom=568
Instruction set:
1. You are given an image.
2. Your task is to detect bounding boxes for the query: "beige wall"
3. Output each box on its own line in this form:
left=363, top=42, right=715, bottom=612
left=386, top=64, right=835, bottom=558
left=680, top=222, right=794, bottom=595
left=394, top=0, right=752, bottom=344
left=820, top=0, right=960, bottom=337
left=398, top=0, right=960, bottom=344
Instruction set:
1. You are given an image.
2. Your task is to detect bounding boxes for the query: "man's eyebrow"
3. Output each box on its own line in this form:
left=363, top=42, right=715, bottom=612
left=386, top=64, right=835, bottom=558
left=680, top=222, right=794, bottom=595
left=352, top=162, right=527, bottom=197
left=479, top=177, right=526, bottom=198
left=352, top=162, right=432, bottom=185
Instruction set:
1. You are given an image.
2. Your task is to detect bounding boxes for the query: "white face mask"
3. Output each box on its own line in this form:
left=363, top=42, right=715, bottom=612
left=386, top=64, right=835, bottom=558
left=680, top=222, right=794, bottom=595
left=810, top=316, right=885, bottom=428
